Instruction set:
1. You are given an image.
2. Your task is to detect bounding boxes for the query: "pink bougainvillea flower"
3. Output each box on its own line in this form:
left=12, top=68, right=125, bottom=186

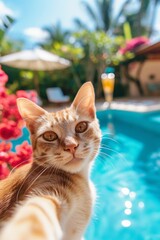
left=0, top=142, right=12, bottom=152
left=118, top=36, right=150, bottom=55
left=0, top=152, right=10, bottom=163
left=0, top=87, right=7, bottom=98
left=16, top=90, right=29, bottom=98
left=0, top=66, right=8, bottom=87
left=16, top=90, right=38, bottom=103
left=16, top=141, right=33, bottom=161
left=0, top=120, right=22, bottom=140
left=9, top=142, right=32, bottom=168
left=0, top=162, right=10, bottom=180
left=0, top=67, right=37, bottom=179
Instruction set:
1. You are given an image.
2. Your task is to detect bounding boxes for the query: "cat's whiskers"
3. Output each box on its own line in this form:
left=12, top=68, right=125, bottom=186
left=16, top=156, right=57, bottom=201
left=16, top=163, right=44, bottom=201
left=9, top=160, right=32, bottom=176
left=100, top=145, right=127, bottom=163
left=23, top=166, right=51, bottom=194
left=101, top=137, right=119, bottom=144
left=33, top=154, right=57, bottom=160
left=93, top=136, right=119, bottom=145
left=91, top=148, right=115, bottom=161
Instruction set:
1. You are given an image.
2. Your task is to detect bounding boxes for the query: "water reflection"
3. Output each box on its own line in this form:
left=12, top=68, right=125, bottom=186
left=121, top=187, right=130, bottom=195
left=138, top=201, right=145, bottom=209
left=124, top=209, right=132, bottom=215
left=121, top=220, right=132, bottom=228
left=86, top=110, right=160, bottom=240
left=125, top=201, right=132, bottom=208
left=129, top=191, right=136, bottom=199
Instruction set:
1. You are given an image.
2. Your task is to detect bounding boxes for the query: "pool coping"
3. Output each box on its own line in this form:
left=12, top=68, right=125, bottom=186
left=96, top=98, right=160, bottom=113
left=44, top=98, right=160, bottom=114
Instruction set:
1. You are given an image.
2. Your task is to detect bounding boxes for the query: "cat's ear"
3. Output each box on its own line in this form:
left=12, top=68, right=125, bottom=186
left=71, top=82, right=96, bottom=118
left=17, top=98, right=47, bottom=120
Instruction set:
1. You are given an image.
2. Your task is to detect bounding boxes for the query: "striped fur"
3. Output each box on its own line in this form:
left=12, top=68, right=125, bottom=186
left=0, top=82, right=101, bottom=240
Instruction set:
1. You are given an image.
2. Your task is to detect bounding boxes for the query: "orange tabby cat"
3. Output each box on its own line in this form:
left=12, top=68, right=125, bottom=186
left=0, top=82, right=101, bottom=240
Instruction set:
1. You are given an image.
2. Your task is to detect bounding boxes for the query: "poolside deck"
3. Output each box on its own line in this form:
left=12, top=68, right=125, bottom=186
left=44, top=97, right=160, bottom=113
left=98, top=97, right=160, bottom=113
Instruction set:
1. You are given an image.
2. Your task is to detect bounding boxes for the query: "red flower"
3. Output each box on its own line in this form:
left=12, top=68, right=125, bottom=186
left=0, top=87, right=7, bottom=98
left=9, top=142, right=32, bottom=168
left=0, top=142, right=12, bottom=152
left=118, top=37, right=150, bottom=55
left=16, top=141, right=32, bottom=160
left=16, top=90, right=38, bottom=103
left=0, top=66, right=8, bottom=87
left=16, top=90, right=29, bottom=98
left=0, top=120, right=22, bottom=140
left=0, top=67, right=36, bottom=179
left=0, top=152, right=10, bottom=162
left=0, top=163, right=10, bottom=180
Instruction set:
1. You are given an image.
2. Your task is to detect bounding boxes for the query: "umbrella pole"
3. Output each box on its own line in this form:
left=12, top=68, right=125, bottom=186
left=33, top=71, right=40, bottom=95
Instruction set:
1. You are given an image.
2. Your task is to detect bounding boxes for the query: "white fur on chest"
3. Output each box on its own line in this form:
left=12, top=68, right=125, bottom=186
left=61, top=180, right=95, bottom=240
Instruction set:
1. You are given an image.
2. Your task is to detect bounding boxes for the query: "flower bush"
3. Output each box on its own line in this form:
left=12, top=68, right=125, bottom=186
left=0, top=66, right=37, bottom=179
left=118, top=36, right=149, bottom=55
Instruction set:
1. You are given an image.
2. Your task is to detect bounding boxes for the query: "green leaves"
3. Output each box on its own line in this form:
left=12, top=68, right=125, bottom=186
left=73, top=30, right=124, bottom=64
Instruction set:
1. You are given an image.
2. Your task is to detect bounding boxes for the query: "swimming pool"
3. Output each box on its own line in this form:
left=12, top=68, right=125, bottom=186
left=11, top=109, right=160, bottom=239
left=86, top=109, right=160, bottom=240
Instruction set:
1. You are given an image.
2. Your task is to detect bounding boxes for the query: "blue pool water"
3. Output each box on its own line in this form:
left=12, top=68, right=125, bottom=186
left=10, top=110, right=160, bottom=239
left=86, top=110, right=160, bottom=240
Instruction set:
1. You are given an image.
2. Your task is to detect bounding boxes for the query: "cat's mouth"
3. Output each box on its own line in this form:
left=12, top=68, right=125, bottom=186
left=65, top=156, right=82, bottom=165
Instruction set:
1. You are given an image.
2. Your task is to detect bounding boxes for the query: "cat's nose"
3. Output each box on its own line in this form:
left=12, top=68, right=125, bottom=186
left=63, top=137, right=79, bottom=154
left=64, top=143, right=78, bottom=154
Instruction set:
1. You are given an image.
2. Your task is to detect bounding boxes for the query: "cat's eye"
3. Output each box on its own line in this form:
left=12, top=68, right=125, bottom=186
left=42, top=131, right=58, bottom=141
left=75, top=121, right=88, bottom=133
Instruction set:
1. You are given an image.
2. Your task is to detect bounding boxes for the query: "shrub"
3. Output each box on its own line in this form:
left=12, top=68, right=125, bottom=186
left=0, top=66, right=36, bottom=179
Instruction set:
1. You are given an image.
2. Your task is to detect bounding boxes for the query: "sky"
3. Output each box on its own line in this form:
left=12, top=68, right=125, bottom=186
left=0, top=0, right=125, bottom=47
left=0, top=0, right=160, bottom=48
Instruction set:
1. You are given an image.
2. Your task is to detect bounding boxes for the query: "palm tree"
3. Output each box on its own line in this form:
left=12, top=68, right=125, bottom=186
left=0, top=14, right=15, bottom=44
left=77, top=0, right=160, bottom=38
left=0, top=14, right=22, bottom=55
left=115, top=0, right=160, bottom=38
left=74, top=0, right=114, bottom=32
left=148, top=0, right=160, bottom=36
left=42, top=22, right=70, bottom=46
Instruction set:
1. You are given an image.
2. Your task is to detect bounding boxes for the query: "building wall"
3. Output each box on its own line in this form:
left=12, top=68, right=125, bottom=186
left=128, top=60, right=160, bottom=97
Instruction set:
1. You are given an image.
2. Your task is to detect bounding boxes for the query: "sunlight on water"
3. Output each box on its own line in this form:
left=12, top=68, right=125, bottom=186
left=121, top=220, right=132, bottom=227
left=124, top=209, right=132, bottom=215
left=85, top=110, right=160, bottom=240
left=124, top=201, right=132, bottom=208
left=121, top=187, right=130, bottom=195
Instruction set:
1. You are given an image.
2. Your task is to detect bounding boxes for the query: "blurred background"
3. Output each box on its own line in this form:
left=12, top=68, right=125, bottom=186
left=1, top=0, right=160, bottom=101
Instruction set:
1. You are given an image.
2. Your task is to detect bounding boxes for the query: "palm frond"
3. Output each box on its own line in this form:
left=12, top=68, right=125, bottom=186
left=113, top=0, right=130, bottom=26
left=82, top=0, right=101, bottom=30
left=74, top=18, right=89, bottom=30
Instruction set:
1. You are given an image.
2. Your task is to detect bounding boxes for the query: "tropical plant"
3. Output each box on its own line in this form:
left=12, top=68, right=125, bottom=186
left=42, top=22, right=70, bottom=47
left=0, top=67, right=37, bottom=179
left=41, top=28, right=125, bottom=97
left=74, top=0, right=114, bottom=32
left=0, top=11, right=23, bottom=55
left=115, top=0, right=160, bottom=38
left=148, top=0, right=160, bottom=36
left=73, top=30, right=124, bottom=96
left=0, top=14, right=15, bottom=43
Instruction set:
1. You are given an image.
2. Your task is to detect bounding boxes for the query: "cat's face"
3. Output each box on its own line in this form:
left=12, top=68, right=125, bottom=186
left=17, top=82, right=101, bottom=173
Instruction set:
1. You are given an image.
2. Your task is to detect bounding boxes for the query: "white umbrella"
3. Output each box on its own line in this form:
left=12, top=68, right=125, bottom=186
left=0, top=48, right=71, bottom=93
left=0, top=48, right=71, bottom=71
